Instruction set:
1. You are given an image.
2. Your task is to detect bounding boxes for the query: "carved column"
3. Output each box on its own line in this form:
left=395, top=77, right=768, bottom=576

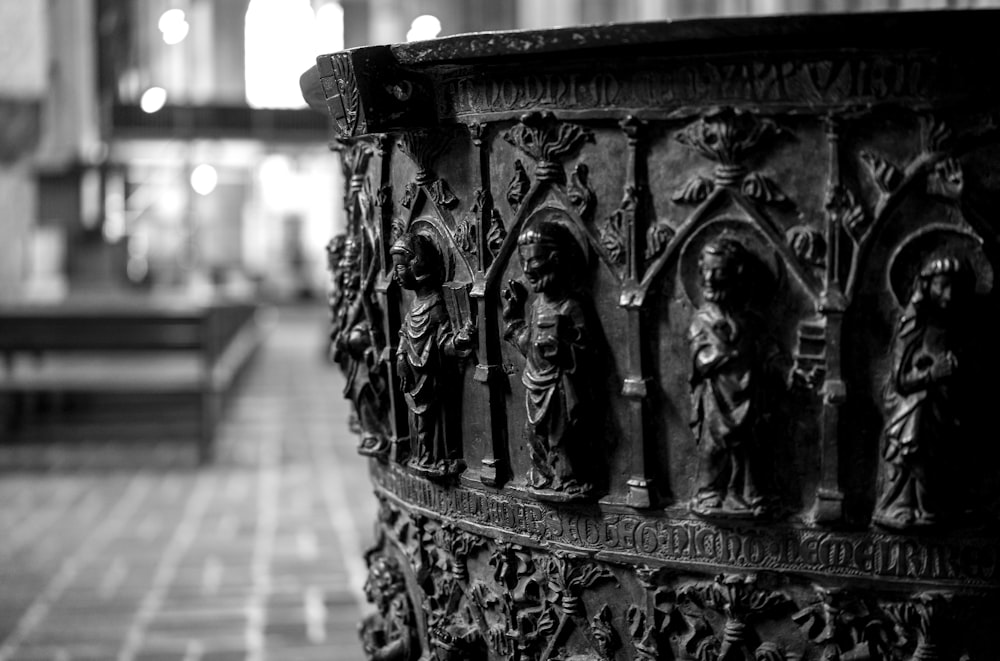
left=617, top=116, right=657, bottom=508
left=467, top=121, right=509, bottom=487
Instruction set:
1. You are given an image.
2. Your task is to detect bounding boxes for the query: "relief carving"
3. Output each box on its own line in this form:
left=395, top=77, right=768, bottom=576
left=688, top=238, right=782, bottom=519
left=487, top=208, right=508, bottom=258
left=328, top=52, right=361, bottom=137
left=506, top=160, right=531, bottom=212
left=542, top=551, right=619, bottom=660
left=873, top=253, right=975, bottom=531
left=673, top=109, right=787, bottom=207
left=327, top=236, right=391, bottom=457
left=567, top=163, right=596, bottom=223
left=876, top=591, right=956, bottom=661
left=793, top=586, right=879, bottom=660
left=859, top=151, right=903, bottom=195
left=502, top=221, right=597, bottom=501
left=360, top=554, right=420, bottom=661
left=391, top=232, right=476, bottom=479
left=677, top=573, right=792, bottom=661
left=398, top=129, right=459, bottom=209
left=600, top=185, right=635, bottom=266
left=502, top=111, right=594, bottom=183
left=645, top=221, right=676, bottom=262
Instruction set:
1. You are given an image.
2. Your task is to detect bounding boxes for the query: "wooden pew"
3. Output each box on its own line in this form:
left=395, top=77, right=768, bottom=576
left=0, top=298, right=264, bottom=464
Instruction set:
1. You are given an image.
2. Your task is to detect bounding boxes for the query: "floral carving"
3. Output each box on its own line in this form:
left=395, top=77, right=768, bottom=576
left=678, top=574, right=791, bottom=661
left=539, top=552, right=618, bottom=659
left=487, top=209, right=507, bottom=258
left=455, top=190, right=488, bottom=257
left=874, top=592, right=957, bottom=661
left=676, top=110, right=779, bottom=172
left=377, top=184, right=393, bottom=210
left=793, top=586, right=880, bottom=660
left=627, top=607, right=662, bottom=661
left=826, top=184, right=868, bottom=242
left=503, top=111, right=595, bottom=182
left=673, top=109, right=788, bottom=207
left=742, top=171, right=788, bottom=205
left=920, top=115, right=952, bottom=155
left=672, top=174, right=715, bottom=205
left=860, top=150, right=903, bottom=194
left=590, top=605, right=619, bottom=660
left=427, top=178, right=458, bottom=209
left=359, top=553, right=419, bottom=661
left=329, top=52, right=360, bottom=137
left=340, top=139, right=375, bottom=195
left=600, top=185, right=636, bottom=266
left=398, top=129, right=451, bottom=186
left=787, top=225, right=826, bottom=271
left=506, top=159, right=531, bottom=212
left=645, top=221, right=675, bottom=262
left=567, top=163, right=596, bottom=222
left=400, top=182, right=419, bottom=209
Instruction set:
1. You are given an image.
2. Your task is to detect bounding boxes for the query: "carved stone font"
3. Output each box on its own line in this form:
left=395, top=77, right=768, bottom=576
left=873, top=254, right=974, bottom=531
left=689, top=238, right=779, bottom=519
left=502, top=221, right=596, bottom=501
left=392, top=231, right=475, bottom=479
left=306, top=12, right=1000, bottom=661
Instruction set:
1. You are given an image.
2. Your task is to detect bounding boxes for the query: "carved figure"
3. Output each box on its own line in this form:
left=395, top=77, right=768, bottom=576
left=359, top=555, right=418, bottom=661
left=689, top=238, right=778, bottom=518
left=503, top=221, right=595, bottom=500
left=328, top=237, right=391, bottom=456
left=873, top=254, right=973, bottom=530
left=391, top=232, right=475, bottom=478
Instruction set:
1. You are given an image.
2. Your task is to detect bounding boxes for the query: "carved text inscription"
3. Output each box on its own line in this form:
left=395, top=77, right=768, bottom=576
left=373, top=464, right=998, bottom=588
left=442, top=54, right=951, bottom=116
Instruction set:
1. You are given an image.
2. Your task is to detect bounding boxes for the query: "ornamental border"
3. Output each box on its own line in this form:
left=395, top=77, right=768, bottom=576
left=371, top=461, right=999, bottom=591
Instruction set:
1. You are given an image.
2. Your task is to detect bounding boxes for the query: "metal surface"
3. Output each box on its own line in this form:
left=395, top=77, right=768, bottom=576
left=305, top=11, right=1000, bottom=659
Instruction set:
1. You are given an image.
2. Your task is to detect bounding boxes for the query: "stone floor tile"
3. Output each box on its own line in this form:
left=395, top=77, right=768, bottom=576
left=0, top=306, right=377, bottom=661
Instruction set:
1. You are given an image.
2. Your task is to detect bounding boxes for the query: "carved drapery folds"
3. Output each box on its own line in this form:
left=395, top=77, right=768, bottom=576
left=313, top=13, right=1000, bottom=660
left=391, top=231, right=475, bottom=479
left=502, top=221, right=598, bottom=502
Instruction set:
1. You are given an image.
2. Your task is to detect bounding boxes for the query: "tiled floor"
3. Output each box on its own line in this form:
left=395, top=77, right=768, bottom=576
left=0, top=305, right=378, bottom=661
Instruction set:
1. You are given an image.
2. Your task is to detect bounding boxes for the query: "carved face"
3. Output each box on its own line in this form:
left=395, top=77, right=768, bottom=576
left=699, top=251, right=738, bottom=303
left=391, top=250, right=418, bottom=290
left=926, top=273, right=955, bottom=312
left=519, top=243, right=558, bottom=294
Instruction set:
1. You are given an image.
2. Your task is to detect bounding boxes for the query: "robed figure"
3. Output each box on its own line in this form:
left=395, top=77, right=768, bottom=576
left=328, top=237, right=391, bottom=456
left=391, top=232, right=474, bottom=478
left=873, top=254, right=972, bottom=530
left=689, top=238, right=776, bottom=518
left=503, top=221, right=595, bottom=500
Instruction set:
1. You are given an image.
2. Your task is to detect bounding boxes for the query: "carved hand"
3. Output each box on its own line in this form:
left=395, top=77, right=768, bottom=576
left=927, top=158, right=964, bottom=200
left=502, top=279, right=527, bottom=320
left=454, top=321, right=477, bottom=352
left=929, top=351, right=958, bottom=381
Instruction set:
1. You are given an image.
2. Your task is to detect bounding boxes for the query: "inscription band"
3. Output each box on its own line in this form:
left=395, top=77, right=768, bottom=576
left=372, top=462, right=998, bottom=589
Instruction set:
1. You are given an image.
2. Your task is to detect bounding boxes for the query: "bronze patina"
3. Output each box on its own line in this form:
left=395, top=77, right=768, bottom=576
left=304, top=11, right=1000, bottom=660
